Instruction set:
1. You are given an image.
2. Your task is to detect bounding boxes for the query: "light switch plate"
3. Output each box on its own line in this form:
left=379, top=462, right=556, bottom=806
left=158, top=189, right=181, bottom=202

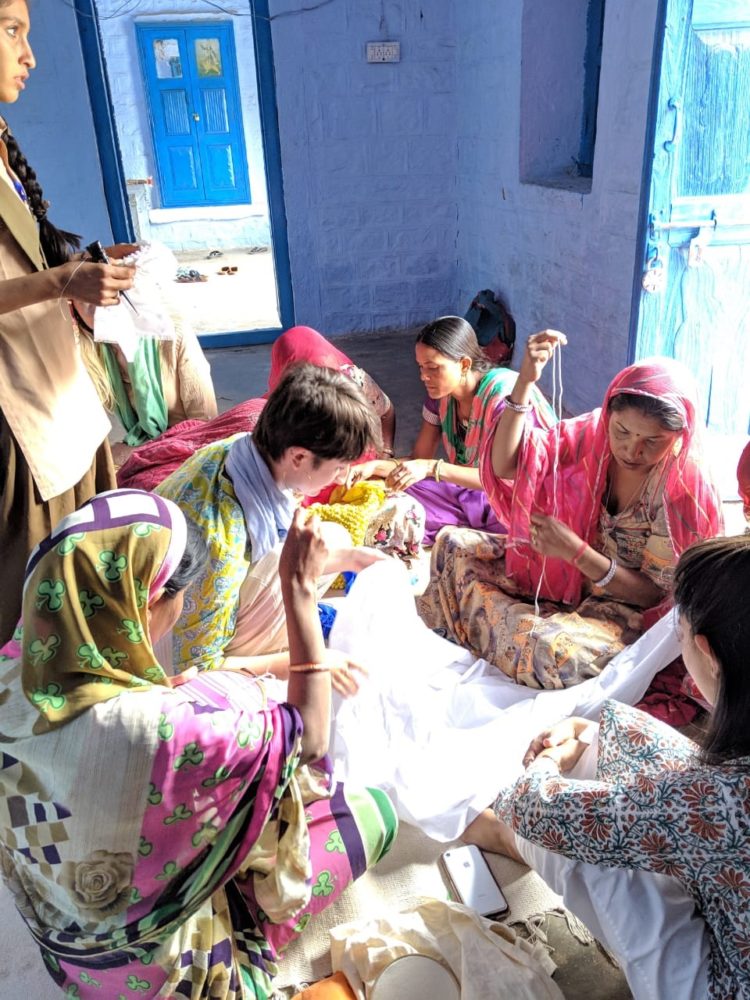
left=366, top=41, right=400, bottom=63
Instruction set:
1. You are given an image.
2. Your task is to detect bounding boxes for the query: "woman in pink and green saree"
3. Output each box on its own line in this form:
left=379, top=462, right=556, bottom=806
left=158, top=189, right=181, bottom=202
left=0, top=489, right=396, bottom=998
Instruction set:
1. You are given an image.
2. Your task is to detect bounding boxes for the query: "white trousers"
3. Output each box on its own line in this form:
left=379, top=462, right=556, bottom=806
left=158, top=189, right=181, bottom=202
left=515, top=739, right=711, bottom=1000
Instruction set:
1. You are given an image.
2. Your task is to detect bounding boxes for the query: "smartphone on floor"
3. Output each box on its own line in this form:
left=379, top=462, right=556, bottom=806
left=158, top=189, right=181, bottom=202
left=440, top=844, right=510, bottom=919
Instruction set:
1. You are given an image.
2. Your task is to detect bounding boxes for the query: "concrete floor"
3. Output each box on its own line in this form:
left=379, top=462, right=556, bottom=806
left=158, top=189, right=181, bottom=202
left=207, top=331, right=634, bottom=1000
left=174, top=246, right=280, bottom=335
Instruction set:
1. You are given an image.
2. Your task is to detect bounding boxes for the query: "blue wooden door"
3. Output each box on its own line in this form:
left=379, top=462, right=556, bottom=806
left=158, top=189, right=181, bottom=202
left=634, top=0, right=750, bottom=436
left=137, top=22, right=250, bottom=208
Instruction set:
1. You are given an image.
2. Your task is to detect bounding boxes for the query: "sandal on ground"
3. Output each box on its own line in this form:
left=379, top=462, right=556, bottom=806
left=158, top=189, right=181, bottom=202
left=175, top=267, right=208, bottom=283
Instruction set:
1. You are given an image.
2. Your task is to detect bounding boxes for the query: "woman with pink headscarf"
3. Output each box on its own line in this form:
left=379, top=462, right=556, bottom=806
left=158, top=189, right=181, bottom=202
left=417, top=331, right=723, bottom=689
left=267, top=326, right=396, bottom=457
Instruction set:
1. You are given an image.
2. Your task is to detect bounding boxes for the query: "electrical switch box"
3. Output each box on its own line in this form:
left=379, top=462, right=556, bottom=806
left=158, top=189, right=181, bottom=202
left=366, top=41, right=401, bottom=63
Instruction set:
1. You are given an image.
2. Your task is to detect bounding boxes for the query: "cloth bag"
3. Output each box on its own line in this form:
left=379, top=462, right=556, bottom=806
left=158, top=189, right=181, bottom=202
left=329, top=898, right=563, bottom=1000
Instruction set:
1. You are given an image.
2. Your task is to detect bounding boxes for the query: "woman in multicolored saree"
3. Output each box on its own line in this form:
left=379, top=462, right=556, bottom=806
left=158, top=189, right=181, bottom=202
left=0, top=489, right=396, bottom=998
left=351, top=317, right=557, bottom=545
left=417, top=332, right=723, bottom=688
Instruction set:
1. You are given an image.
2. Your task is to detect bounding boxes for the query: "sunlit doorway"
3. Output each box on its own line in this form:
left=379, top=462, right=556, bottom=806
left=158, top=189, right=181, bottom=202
left=77, top=0, right=293, bottom=344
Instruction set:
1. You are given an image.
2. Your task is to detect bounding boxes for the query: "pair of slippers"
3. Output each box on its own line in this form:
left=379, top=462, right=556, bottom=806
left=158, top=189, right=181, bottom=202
left=175, top=267, right=208, bottom=283
left=218, top=265, right=238, bottom=275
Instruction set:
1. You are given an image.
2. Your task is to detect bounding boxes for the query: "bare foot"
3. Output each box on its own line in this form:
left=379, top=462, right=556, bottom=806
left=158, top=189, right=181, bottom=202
left=462, top=808, right=526, bottom=862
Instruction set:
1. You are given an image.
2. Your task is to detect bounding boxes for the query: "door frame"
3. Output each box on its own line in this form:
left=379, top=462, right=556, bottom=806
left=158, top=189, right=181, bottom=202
left=626, top=0, right=668, bottom=364
left=74, top=0, right=295, bottom=346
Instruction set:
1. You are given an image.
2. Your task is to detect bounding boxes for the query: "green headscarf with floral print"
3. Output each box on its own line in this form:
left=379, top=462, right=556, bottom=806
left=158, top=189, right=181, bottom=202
left=18, top=490, right=186, bottom=733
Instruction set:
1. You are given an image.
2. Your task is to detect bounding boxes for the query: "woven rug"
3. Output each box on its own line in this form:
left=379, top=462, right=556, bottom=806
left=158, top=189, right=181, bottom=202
left=273, top=821, right=562, bottom=991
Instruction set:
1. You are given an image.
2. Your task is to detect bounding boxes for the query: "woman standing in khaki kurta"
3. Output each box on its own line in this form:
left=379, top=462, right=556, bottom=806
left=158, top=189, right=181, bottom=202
left=0, top=0, right=136, bottom=641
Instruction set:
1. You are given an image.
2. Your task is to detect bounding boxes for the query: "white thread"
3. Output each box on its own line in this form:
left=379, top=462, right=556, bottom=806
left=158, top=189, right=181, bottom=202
left=57, top=258, right=87, bottom=324
left=532, top=344, right=564, bottom=618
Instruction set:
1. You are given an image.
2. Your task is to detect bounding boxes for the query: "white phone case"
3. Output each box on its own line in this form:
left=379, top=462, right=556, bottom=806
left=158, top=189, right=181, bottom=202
left=440, top=844, right=509, bottom=918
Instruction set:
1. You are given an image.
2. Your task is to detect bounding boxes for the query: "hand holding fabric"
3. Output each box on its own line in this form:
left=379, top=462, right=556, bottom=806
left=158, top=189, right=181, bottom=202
left=346, top=459, right=383, bottom=488
left=325, top=649, right=368, bottom=698
left=65, top=260, right=136, bottom=308
left=522, top=716, right=594, bottom=772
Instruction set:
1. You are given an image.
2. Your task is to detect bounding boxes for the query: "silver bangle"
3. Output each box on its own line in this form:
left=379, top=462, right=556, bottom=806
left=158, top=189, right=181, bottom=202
left=503, top=394, right=533, bottom=413
left=593, top=558, right=618, bottom=589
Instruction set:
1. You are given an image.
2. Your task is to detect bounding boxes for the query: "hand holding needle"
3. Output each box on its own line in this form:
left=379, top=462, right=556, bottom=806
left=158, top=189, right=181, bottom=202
left=85, top=241, right=139, bottom=314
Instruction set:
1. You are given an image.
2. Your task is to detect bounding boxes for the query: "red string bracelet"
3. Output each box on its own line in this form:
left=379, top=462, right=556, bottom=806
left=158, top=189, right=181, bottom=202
left=571, top=540, right=588, bottom=566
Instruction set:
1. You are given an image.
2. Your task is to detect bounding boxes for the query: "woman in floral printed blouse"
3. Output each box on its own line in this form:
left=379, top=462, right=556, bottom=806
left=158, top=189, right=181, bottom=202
left=492, top=535, right=750, bottom=1000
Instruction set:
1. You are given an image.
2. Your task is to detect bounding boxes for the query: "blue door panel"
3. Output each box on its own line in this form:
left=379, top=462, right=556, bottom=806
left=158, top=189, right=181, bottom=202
left=136, top=22, right=250, bottom=209
left=188, top=24, right=250, bottom=205
left=202, top=89, right=229, bottom=133
left=161, top=90, right=191, bottom=135
left=168, top=148, right=199, bottom=192
left=205, top=145, right=236, bottom=189
left=633, top=0, right=750, bottom=436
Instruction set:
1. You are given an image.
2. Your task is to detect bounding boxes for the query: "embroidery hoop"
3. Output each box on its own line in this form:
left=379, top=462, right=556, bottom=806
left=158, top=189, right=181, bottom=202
left=370, top=954, right=460, bottom=1000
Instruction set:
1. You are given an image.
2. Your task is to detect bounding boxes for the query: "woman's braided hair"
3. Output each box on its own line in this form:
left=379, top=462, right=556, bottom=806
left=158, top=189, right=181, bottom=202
left=3, top=123, right=81, bottom=266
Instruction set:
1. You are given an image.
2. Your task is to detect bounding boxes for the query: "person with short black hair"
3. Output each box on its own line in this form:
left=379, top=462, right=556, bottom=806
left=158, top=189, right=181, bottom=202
left=157, top=363, right=388, bottom=687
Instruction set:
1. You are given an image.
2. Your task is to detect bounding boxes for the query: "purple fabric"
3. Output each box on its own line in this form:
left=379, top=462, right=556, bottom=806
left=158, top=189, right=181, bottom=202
left=406, top=479, right=505, bottom=545
left=423, top=394, right=438, bottom=415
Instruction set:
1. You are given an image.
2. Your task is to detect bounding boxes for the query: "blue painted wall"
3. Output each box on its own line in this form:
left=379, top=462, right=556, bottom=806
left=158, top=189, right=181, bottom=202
left=13, top=0, right=659, bottom=411
left=454, top=1, right=659, bottom=412
left=268, top=0, right=460, bottom=334
left=8, top=0, right=111, bottom=244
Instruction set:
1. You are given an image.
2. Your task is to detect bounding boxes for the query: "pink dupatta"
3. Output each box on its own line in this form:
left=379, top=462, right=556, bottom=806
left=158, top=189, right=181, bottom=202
left=479, top=358, right=723, bottom=616
left=267, top=326, right=354, bottom=393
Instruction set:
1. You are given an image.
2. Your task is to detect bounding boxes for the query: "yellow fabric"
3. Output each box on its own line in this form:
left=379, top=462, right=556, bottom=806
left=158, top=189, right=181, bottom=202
left=309, top=481, right=387, bottom=544
left=308, top=482, right=387, bottom=588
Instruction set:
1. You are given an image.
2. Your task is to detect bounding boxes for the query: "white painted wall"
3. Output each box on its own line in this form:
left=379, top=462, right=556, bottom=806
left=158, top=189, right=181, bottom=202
left=97, top=0, right=271, bottom=252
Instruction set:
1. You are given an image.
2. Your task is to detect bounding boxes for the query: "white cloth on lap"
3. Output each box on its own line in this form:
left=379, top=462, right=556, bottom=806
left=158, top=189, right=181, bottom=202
left=329, top=561, right=680, bottom=841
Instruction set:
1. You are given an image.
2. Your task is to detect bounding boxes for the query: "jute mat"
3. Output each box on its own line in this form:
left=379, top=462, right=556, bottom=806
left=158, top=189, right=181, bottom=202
left=274, top=821, right=562, bottom=991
